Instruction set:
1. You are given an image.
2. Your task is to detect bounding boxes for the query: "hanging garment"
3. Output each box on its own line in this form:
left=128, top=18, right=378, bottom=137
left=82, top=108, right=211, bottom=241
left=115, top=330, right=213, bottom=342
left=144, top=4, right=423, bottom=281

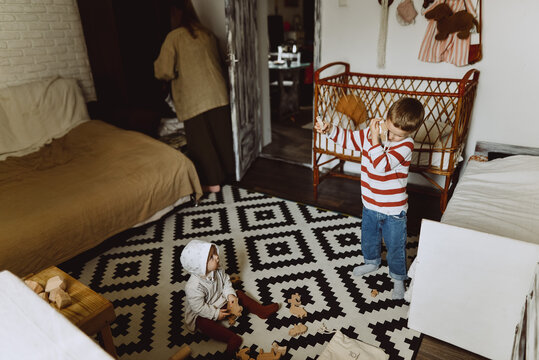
left=418, top=0, right=477, bottom=67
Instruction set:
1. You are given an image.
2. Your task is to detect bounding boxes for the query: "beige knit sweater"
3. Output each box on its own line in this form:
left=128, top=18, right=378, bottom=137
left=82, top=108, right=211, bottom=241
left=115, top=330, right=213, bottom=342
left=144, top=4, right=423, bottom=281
left=154, top=27, right=229, bottom=121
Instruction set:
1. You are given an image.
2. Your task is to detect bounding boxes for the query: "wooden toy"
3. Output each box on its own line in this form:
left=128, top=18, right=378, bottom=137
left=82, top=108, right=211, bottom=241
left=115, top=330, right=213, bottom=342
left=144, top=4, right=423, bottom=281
left=371, top=289, right=379, bottom=297
left=256, top=348, right=280, bottom=360
left=271, top=342, right=287, bottom=356
left=227, top=296, right=243, bottom=325
left=38, top=292, right=49, bottom=302
left=236, top=347, right=254, bottom=360
left=168, top=345, right=191, bottom=360
left=24, top=279, right=44, bottom=294
left=230, top=274, right=241, bottom=284
left=289, top=323, right=307, bottom=337
left=49, top=288, right=72, bottom=309
left=45, top=275, right=67, bottom=292
left=288, top=293, right=301, bottom=306
left=288, top=293, right=307, bottom=319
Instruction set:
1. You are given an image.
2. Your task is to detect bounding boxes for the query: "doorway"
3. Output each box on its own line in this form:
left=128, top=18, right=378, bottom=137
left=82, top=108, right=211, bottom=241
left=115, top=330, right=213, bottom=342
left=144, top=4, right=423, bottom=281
left=260, top=0, right=315, bottom=167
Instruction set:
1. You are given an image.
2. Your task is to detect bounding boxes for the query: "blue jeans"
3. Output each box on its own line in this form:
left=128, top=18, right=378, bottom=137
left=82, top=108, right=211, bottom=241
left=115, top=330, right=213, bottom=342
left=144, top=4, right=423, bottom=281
left=361, top=206, right=408, bottom=281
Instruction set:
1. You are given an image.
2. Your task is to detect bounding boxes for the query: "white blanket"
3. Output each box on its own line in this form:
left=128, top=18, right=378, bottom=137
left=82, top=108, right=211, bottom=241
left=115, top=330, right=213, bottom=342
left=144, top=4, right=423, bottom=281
left=441, top=155, right=539, bottom=245
left=0, top=270, right=113, bottom=359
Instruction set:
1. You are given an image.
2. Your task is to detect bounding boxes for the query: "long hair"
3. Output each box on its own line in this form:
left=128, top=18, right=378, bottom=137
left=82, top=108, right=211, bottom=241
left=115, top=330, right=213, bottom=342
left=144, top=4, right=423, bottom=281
left=170, top=0, right=205, bottom=38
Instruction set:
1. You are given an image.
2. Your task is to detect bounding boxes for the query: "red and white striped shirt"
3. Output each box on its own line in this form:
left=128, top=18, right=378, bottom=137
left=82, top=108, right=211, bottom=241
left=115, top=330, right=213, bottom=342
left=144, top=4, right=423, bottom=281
left=328, top=126, right=414, bottom=215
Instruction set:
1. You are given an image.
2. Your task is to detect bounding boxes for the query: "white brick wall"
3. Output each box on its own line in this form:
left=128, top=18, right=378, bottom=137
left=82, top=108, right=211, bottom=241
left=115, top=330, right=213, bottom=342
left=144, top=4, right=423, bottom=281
left=0, top=0, right=96, bottom=101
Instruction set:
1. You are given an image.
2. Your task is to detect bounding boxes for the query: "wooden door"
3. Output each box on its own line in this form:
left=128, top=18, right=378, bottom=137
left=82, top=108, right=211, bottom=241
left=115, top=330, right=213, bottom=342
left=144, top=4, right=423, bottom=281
left=224, top=0, right=261, bottom=180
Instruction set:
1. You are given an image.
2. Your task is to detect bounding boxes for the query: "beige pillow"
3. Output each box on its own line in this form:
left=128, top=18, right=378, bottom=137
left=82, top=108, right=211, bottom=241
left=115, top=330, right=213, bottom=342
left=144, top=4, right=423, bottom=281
left=0, top=77, right=90, bottom=160
left=413, top=118, right=452, bottom=145
left=335, top=94, right=368, bottom=127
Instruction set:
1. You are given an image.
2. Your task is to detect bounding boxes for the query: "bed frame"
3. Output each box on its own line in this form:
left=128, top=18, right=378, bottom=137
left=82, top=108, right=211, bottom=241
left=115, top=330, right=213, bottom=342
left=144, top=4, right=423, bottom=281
left=312, top=62, right=480, bottom=212
left=474, top=141, right=539, bottom=158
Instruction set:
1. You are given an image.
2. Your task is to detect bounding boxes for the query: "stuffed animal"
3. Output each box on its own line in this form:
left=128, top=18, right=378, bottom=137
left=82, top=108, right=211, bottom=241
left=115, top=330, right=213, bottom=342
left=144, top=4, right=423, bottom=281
left=425, top=3, right=479, bottom=40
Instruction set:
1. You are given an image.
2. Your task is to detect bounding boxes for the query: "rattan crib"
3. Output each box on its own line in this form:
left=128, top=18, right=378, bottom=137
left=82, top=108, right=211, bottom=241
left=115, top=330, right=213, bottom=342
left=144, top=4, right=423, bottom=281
left=313, top=62, right=480, bottom=212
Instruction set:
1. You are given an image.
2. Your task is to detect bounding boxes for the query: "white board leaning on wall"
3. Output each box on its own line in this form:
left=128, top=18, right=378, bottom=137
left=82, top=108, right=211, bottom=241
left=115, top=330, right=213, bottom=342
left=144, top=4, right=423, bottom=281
left=408, top=220, right=539, bottom=360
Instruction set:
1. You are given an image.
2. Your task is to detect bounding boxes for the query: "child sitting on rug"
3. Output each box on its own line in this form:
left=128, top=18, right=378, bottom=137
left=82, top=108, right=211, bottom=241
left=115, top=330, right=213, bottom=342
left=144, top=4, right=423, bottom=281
left=180, top=239, right=279, bottom=356
left=315, top=97, right=424, bottom=300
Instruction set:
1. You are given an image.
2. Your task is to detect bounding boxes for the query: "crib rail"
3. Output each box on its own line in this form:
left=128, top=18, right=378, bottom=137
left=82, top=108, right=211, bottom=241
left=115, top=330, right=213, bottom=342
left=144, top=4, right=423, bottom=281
left=312, top=62, right=480, bottom=212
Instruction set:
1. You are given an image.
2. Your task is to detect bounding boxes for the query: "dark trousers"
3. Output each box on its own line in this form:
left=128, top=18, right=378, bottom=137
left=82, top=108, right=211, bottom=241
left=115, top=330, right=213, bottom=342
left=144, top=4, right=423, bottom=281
left=184, top=106, right=235, bottom=186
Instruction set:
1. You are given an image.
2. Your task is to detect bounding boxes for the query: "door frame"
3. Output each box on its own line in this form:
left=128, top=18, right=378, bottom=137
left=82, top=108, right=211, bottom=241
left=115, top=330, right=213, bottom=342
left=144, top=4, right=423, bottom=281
left=225, top=0, right=321, bottom=176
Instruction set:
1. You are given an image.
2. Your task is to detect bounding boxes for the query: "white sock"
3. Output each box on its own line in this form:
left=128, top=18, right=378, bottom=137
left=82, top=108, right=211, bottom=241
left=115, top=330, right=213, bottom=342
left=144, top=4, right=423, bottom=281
left=352, top=263, right=379, bottom=276
left=392, top=280, right=405, bottom=300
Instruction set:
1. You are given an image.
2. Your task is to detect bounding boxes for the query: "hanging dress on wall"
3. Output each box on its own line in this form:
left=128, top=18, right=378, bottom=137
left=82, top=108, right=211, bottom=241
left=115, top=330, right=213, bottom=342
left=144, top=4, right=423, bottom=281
left=418, top=0, right=476, bottom=66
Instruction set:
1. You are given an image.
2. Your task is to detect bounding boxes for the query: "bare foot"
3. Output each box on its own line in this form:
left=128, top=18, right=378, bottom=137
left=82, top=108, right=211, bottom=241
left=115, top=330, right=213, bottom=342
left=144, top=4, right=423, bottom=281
left=202, top=185, right=221, bottom=193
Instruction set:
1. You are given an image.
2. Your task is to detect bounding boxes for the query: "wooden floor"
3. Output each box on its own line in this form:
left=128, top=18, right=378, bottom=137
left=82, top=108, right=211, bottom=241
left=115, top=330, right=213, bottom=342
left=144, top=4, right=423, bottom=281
left=236, top=157, right=441, bottom=236
left=261, top=108, right=313, bottom=166
left=235, top=157, right=487, bottom=360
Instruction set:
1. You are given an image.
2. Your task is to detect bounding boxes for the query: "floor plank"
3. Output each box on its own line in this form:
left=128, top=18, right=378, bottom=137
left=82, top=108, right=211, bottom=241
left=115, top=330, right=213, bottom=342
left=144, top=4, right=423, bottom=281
left=235, top=157, right=441, bottom=235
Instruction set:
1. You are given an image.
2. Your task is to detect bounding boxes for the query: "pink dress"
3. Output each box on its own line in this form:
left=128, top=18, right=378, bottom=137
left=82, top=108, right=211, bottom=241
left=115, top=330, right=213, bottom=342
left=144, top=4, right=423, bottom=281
left=418, top=0, right=477, bottom=67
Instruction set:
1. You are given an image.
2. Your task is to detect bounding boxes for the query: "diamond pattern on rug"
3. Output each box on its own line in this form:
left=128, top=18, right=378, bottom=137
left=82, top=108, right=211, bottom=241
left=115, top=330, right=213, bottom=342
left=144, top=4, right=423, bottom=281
left=90, top=248, right=162, bottom=293
left=245, top=230, right=316, bottom=271
left=236, top=200, right=295, bottom=231
left=174, top=207, right=230, bottom=239
left=61, top=185, right=421, bottom=360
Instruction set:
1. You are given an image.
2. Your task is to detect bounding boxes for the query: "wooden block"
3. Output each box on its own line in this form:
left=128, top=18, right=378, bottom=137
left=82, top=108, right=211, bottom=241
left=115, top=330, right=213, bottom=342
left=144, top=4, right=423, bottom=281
left=287, top=293, right=301, bottom=307
left=371, top=289, right=379, bottom=297
left=227, top=296, right=243, bottom=325
left=50, top=288, right=72, bottom=309
left=24, top=279, right=44, bottom=294
left=272, top=342, right=287, bottom=356
left=168, top=345, right=191, bottom=360
left=288, top=293, right=307, bottom=318
left=38, top=292, right=49, bottom=302
left=48, top=288, right=60, bottom=303
left=289, top=304, right=307, bottom=319
left=236, top=347, right=253, bottom=360
left=256, top=348, right=280, bottom=360
left=55, top=289, right=72, bottom=309
left=45, top=275, right=67, bottom=292
left=289, top=323, right=307, bottom=337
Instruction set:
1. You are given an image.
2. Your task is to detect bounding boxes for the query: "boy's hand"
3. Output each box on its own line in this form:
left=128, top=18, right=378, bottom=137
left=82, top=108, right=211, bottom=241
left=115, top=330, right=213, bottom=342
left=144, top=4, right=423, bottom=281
left=227, top=294, right=237, bottom=303
left=314, top=116, right=331, bottom=134
left=369, top=118, right=382, bottom=146
left=218, top=308, right=230, bottom=320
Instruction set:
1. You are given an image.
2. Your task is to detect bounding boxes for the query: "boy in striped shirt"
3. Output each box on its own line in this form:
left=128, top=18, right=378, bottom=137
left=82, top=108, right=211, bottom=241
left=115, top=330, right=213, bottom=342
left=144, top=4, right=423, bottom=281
left=315, top=97, right=424, bottom=300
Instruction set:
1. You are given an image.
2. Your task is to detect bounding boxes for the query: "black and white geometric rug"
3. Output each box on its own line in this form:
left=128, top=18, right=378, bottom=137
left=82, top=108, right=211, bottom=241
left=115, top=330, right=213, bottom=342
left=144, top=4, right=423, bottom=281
left=62, top=185, right=421, bottom=360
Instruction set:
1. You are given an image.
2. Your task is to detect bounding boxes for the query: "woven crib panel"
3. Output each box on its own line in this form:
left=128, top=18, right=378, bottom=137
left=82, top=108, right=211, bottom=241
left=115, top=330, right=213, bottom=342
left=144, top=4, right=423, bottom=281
left=314, top=72, right=471, bottom=174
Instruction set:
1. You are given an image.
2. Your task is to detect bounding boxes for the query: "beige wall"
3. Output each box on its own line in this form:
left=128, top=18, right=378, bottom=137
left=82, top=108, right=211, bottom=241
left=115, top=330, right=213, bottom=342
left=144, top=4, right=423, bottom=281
left=0, top=0, right=95, bottom=101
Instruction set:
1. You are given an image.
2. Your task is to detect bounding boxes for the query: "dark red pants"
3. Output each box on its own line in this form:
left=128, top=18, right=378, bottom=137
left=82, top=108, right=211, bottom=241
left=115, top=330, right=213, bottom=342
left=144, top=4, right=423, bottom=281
left=194, top=290, right=273, bottom=355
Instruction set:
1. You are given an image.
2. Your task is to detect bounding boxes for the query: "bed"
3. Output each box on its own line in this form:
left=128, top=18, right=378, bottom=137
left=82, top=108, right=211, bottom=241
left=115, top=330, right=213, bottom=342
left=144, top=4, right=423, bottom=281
left=441, top=142, right=539, bottom=243
left=407, top=141, right=539, bottom=359
left=0, top=77, right=202, bottom=277
left=312, top=62, right=480, bottom=211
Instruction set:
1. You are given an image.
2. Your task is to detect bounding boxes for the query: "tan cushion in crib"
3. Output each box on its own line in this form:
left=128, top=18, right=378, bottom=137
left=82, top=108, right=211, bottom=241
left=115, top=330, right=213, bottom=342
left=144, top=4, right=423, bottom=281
left=335, top=95, right=368, bottom=127
left=413, top=118, right=452, bottom=145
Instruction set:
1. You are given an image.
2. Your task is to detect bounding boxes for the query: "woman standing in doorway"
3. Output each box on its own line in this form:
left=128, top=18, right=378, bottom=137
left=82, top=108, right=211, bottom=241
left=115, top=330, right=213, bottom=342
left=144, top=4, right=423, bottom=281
left=154, top=0, right=235, bottom=193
